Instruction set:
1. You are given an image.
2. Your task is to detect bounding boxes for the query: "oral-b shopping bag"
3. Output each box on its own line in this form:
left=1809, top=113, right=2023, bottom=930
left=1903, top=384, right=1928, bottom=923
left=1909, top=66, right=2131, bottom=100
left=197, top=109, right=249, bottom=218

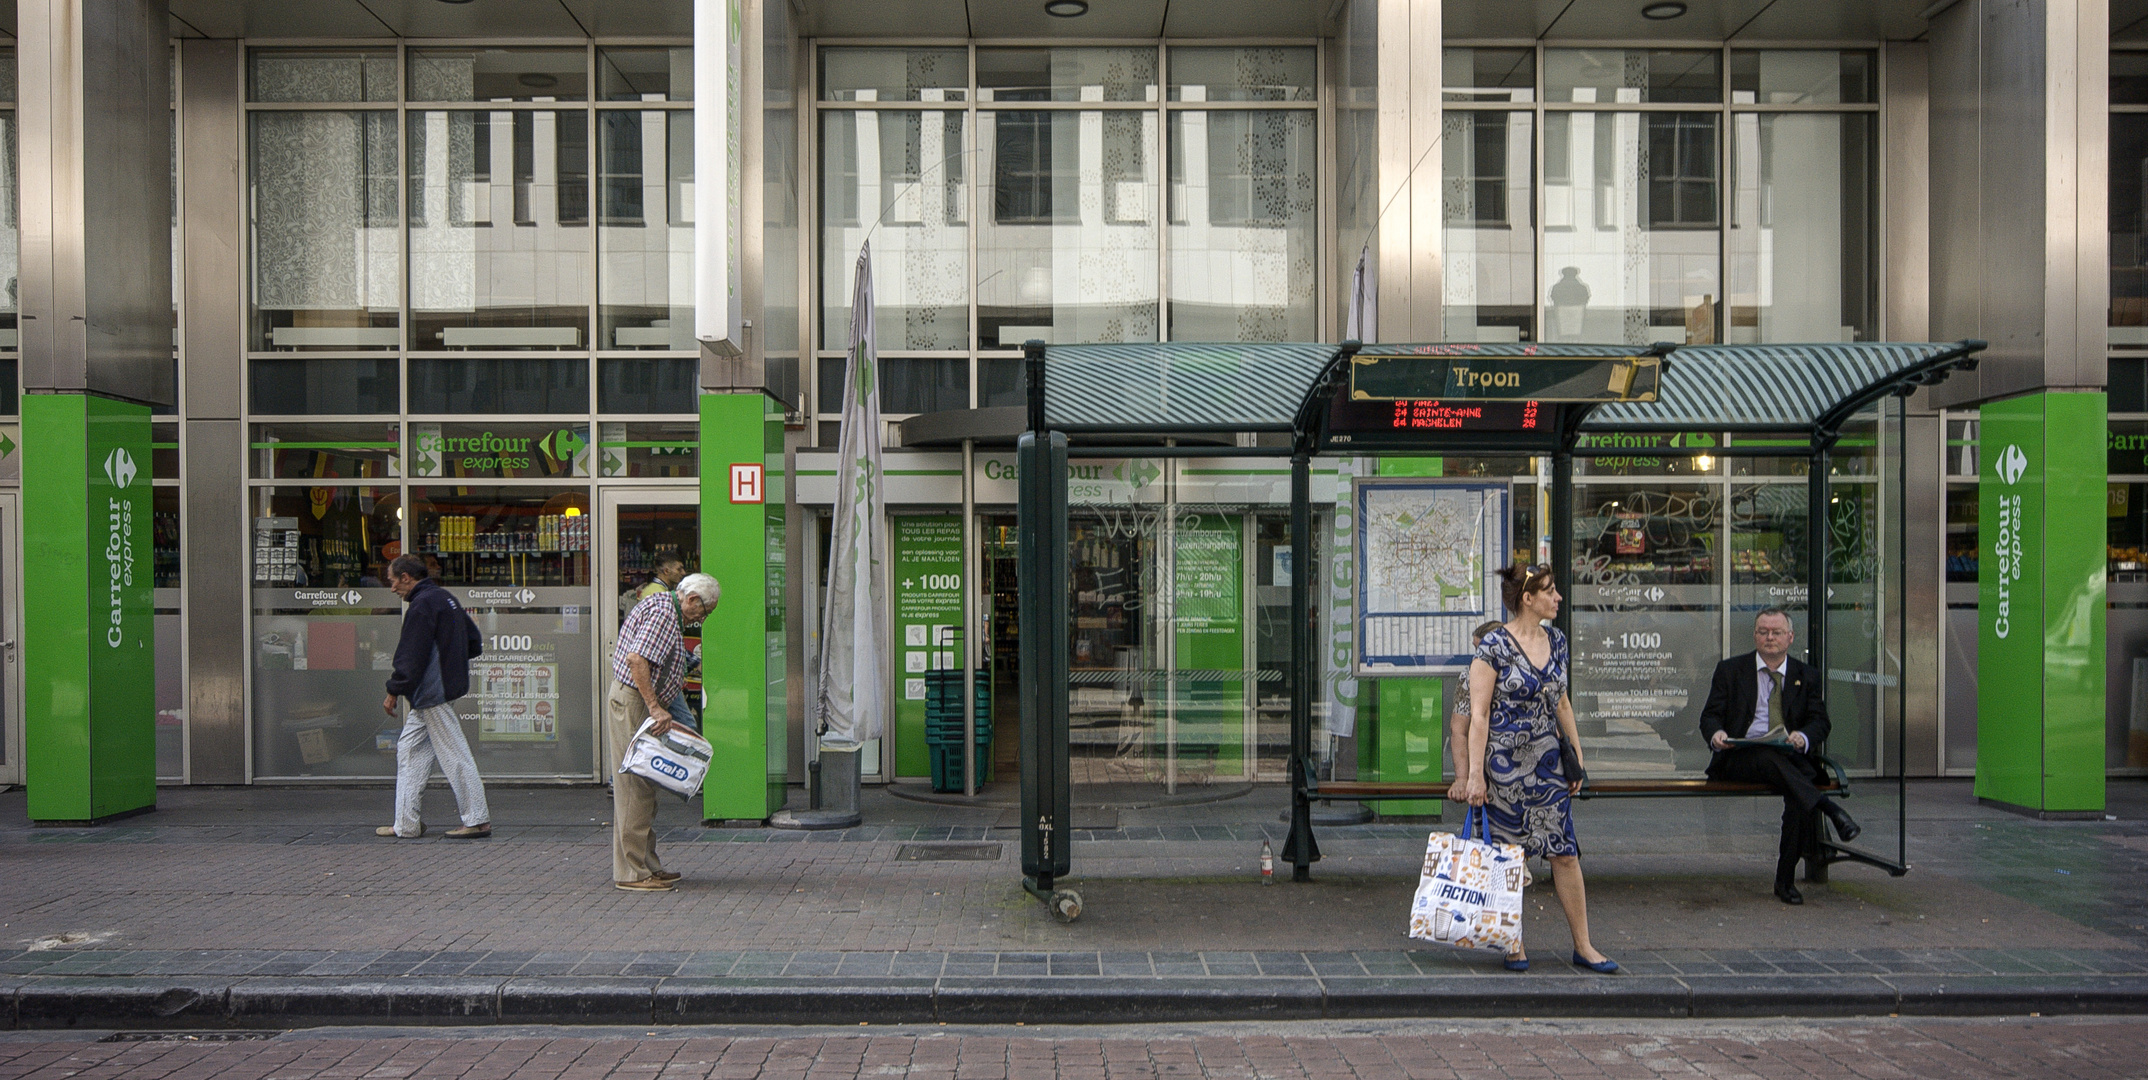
left=1407, top=807, right=1529, bottom=953
left=618, top=717, right=713, bottom=800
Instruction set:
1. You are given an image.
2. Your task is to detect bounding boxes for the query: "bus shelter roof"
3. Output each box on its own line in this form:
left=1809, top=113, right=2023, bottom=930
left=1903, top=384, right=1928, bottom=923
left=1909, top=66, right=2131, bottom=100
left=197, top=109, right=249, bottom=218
left=1030, top=339, right=1982, bottom=446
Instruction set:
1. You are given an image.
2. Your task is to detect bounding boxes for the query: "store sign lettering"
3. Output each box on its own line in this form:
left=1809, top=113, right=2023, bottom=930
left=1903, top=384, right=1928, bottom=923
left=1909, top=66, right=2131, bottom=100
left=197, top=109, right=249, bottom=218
left=414, top=429, right=584, bottom=472
left=292, top=589, right=367, bottom=608
left=1991, top=443, right=2028, bottom=639
left=104, top=448, right=136, bottom=648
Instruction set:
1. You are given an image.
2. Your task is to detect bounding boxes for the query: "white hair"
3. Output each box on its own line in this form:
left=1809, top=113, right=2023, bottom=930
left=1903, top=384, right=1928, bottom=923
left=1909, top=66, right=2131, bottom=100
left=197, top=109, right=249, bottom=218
left=677, top=572, right=721, bottom=607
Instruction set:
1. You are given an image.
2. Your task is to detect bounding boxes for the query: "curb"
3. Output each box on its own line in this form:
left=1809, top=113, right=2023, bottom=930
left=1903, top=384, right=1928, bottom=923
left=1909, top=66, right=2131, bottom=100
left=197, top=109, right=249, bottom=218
left=6, top=973, right=2148, bottom=1028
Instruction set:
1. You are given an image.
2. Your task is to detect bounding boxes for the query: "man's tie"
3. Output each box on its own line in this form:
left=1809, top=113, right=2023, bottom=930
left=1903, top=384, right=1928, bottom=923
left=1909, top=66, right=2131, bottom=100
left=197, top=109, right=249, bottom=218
left=1766, top=668, right=1784, bottom=732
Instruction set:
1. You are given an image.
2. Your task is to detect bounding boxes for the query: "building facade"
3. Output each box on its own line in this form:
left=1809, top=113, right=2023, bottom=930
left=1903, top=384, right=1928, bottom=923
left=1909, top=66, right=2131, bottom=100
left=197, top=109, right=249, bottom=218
left=0, top=0, right=2124, bottom=818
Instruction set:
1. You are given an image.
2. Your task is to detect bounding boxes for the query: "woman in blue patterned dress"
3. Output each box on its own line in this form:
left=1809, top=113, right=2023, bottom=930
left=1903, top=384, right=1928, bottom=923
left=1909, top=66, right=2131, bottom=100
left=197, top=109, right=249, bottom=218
left=1458, top=565, right=1617, bottom=974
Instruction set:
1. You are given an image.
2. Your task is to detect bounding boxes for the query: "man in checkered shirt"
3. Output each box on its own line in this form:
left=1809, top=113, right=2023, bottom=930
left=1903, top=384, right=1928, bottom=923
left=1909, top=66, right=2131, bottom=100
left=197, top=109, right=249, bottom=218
left=607, top=572, right=720, bottom=892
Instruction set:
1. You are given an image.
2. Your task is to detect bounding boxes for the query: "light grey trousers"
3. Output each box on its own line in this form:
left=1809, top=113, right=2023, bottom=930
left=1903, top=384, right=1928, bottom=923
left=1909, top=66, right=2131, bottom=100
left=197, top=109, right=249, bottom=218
left=393, top=702, right=491, bottom=837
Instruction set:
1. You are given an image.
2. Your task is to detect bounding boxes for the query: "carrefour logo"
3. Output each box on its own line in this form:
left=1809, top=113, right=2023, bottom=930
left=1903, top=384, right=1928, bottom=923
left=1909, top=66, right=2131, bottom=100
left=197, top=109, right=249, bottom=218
left=104, top=448, right=136, bottom=490
left=1995, top=444, right=2028, bottom=485
left=465, top=587, right=538, bottom=605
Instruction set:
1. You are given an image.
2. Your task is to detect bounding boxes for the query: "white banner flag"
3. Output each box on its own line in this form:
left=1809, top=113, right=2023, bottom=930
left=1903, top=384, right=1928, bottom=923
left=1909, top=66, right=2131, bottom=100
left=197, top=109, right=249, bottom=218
left=816, top=243, right=889, bottom=746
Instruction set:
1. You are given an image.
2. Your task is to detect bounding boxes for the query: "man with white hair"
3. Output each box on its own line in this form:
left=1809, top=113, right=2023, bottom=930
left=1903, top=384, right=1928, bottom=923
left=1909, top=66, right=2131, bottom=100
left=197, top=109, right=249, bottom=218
left=607, top=571, right=720, bottom=892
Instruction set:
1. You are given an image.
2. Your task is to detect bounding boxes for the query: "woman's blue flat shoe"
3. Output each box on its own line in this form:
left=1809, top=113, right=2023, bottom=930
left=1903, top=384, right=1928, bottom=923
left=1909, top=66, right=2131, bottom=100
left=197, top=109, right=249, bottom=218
left=1503, top=956, right=1529, bottom=972
left=1571, top=953, right=1619, bottom=974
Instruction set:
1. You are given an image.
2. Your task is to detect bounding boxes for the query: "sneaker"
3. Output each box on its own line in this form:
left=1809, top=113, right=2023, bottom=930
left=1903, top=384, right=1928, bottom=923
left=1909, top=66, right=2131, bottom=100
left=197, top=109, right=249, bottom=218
left=651, top=870, right=681, bottom=883
left=616, top=877, right=674, bottom=892
left=444, top=824, right=491, bottom=839
left=376, top=824, right=423, bottom=838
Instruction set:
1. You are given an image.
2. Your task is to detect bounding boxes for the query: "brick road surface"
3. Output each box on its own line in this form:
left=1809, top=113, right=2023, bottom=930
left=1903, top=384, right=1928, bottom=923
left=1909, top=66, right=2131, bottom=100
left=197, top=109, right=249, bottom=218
left=1, top=1018, right=2144, bottom=1079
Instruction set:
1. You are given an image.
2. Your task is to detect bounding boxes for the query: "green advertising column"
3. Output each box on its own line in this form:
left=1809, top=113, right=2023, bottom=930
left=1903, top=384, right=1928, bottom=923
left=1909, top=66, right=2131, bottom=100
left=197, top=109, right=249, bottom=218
left=699, top=393, right=787, bottom=822
left=23, top=394, right=155, bottom=822
left=1174, top=513, right=1244, bottom=777
left=891, top=516, right=965, bottom=782
left=1976, top=391, right=2106, bottom=817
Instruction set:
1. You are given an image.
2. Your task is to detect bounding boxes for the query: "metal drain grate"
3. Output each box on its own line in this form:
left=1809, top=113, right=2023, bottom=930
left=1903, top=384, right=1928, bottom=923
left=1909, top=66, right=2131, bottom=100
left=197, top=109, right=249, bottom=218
left=102, top=1032, right=282, bottom=1043
left=895, top=842, right=1002, bottom=861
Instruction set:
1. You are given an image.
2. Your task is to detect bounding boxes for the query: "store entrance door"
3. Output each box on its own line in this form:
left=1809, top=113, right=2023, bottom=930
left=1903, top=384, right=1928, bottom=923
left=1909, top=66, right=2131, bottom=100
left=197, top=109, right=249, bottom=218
left=0, top=493, right=17, bottom=787
left=598, top=489, right=702, bottom=729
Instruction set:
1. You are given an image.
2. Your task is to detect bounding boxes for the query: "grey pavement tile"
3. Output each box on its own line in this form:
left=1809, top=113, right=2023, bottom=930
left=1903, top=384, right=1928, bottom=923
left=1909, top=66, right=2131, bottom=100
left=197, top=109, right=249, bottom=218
left=1151, top=963, right=1207, bottom=976
left=1047, top=955, right=1100, bottom=975
left=835, top=954, right=893, bottom=976
left=1254, top=954, right=1313, bottom=976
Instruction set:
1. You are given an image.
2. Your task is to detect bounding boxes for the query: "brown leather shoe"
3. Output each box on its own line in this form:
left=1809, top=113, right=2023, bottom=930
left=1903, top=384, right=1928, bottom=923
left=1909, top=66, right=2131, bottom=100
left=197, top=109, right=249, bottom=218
left=651, top=870, right=681, bottom=883
left=616, top=877, right=674, bottom=892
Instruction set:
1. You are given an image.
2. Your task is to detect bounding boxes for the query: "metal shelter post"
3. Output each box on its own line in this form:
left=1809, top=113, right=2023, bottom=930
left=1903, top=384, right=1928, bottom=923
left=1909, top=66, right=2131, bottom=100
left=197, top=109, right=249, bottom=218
left=1551, top=449, right=1575, bottom=642
left=1804, top=444, right=1831, bottom=883
left=1282, top=452, right=1320, bottom=881
left=1016, top=340, right=1077, bottom=918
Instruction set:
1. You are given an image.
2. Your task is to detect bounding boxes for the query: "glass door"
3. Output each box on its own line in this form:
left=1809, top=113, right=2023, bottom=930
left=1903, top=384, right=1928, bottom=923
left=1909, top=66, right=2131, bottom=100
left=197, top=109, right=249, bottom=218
left=598, top=488, right=701, bottom=728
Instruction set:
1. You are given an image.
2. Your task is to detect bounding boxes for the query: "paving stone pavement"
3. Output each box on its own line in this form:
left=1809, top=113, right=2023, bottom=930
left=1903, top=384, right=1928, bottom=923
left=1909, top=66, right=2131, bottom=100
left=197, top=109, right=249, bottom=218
left=2, top=1017, right=2146, bottom=1079
left=2, top=780, right=2147, bottom=1024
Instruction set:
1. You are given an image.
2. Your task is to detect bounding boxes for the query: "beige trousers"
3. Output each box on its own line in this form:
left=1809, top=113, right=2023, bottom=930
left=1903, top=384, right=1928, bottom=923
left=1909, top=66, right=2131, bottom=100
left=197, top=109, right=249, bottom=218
left=607, top=680, right=666, bottom=883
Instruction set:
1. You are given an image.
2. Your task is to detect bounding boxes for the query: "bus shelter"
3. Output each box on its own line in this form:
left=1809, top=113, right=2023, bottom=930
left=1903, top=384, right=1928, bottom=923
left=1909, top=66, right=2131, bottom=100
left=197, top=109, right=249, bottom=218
left=1012, top=338, right=1984, bottom=918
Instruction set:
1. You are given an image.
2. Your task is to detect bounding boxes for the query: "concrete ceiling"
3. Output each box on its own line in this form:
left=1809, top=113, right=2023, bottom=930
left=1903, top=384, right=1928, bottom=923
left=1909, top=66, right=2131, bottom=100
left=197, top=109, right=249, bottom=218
left=159, top=0, right=689, bottom=39
left=1448, top=0, right=1942, bottom=42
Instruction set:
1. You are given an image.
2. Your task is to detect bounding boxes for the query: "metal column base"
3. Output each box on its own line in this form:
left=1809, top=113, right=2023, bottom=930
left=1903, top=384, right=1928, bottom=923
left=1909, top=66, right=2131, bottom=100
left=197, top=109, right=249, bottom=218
left=771, top=747, right=862, bottom=830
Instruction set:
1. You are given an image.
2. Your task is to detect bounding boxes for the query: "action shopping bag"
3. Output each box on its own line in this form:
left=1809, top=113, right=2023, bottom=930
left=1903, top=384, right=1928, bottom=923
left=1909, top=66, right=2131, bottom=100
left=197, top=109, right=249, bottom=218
left=618, top=717, right=714, bottom=800
left=1406, top=807, right=1529, bottom=953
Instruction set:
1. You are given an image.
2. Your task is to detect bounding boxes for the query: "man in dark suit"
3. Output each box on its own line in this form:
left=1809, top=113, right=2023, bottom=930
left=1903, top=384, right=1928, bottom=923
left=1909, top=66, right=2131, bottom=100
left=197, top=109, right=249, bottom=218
left=1698, top=607, right=1859, bottom=905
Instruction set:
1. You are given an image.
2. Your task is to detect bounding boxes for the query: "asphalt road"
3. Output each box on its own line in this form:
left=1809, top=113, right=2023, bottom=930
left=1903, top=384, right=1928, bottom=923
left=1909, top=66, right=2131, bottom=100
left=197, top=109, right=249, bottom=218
left=0, top=1016, right=2138, bottom=1079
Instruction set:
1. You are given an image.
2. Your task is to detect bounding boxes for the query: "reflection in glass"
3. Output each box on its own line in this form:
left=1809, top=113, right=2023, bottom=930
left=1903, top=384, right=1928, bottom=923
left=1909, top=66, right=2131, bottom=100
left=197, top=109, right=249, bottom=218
left=820, top=48, right=967, bottom=103
left=1169, top=47, right=1315, bottom=103
left=1168, top=111, right=1316, bottom=342
left=409, top=358, right=588, bottom=414
left=250, top=358, right=400, bottom=415
left=978, top=110, right=1156, bottom=346
left=250, top=422, right=401, bottom=480
left=0, top=109, right=16, bottom=349
left=598, top=357, right=696, bottom=414
left=596, top=421, right=699, bottom=478
left=250, top=112, right=400, bottom=350
left=599, top=47, right=693, bottom=102
left=819, top=110, right=968, bottom=350
left=155, top=483, right=182, bottom=779
left=250, top=49, right=397, bottom=103
left=978, top=47, right=1155, bottom=103
left=2114, top=115, right=2148, bottom=341
left=1542, top=111, right=1720, bottom=345
left=1727, top=112, right=1875, bottom=343
left=1442, top=47, right=1535, bottom=103
left=409, top=48, right=589, bottom=103
left=1442, top=111, right=1533, bottom=342
left=1730, top=50, right=1875, bottom=105
left=598, top=109, right=693, bottom=350
left=1544, top=49, right=1720, bottom=104
left=408, top=110, right=591, bottom=348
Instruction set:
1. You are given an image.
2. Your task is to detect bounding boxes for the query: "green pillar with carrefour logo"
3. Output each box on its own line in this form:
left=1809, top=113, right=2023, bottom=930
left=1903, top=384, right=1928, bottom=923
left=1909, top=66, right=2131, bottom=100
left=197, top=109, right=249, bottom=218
left=1976, top=391, right=2106, bottom=817
left=697, top=391, right=787, bottom=821
left=23, top=395, right=155, bottom=822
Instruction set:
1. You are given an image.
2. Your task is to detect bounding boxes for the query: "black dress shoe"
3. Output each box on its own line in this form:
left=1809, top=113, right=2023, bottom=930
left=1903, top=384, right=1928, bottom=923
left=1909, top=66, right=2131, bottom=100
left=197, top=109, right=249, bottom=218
left=1822, top=803, right=1861, bottom=843
left=1774, top=883, right=1804, bottom=905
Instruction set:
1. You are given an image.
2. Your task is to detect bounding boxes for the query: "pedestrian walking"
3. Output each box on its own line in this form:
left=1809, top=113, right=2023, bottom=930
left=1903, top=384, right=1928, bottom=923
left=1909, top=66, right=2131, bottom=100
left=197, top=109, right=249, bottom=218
left=1457, top=564, right=1617, bottom=974
left=377, top=553, right=491, bottom=840
left=608, top=572, right=720, bottom=892
left=1699, top=607, right=1857, bottom=905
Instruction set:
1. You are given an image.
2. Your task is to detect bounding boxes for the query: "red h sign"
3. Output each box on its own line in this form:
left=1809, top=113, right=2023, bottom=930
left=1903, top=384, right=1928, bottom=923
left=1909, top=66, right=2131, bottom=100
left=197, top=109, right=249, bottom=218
left=729, top=463, right=764, bottom=504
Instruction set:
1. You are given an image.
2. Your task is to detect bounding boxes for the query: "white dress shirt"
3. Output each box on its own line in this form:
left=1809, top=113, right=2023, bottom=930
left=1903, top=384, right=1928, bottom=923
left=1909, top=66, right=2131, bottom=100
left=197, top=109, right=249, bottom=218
left=1749, top=653, right=1804, bottom=749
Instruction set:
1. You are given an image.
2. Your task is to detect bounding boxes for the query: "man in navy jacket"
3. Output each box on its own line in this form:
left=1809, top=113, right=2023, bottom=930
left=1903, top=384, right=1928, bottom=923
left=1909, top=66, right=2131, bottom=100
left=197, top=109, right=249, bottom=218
left=378, top=553, right=491, bottom=839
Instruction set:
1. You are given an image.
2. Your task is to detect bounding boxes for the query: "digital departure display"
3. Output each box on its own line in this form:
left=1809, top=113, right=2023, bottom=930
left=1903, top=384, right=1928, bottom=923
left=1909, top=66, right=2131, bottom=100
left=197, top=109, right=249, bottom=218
left=1327, top=397, right=1546, bottom=434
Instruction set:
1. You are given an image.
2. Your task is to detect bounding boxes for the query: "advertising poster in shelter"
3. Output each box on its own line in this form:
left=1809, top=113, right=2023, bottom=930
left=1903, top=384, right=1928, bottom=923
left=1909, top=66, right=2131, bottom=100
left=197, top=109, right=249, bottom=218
left=1355, top=480, right=1508, bottom=673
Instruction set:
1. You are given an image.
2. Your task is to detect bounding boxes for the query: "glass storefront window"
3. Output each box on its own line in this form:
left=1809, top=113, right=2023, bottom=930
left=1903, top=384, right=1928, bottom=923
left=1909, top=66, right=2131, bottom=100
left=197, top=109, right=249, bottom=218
left=2117, top=113, right=2148, bottom=339
left=599, top=47, right=693, bottom=102
left=978, top=47, right=1156, bottom=104
left=1727, top=112, right=1877, bottom=343
left=1442, top=110, right=1534, bottom=342
left=1167, top=110, right=1316, bottom=342
left=819, top=109, right=969, bottom=350
left=409, top=48, right=589, bottom=103
left=1946, top=481, right=1978, bottom=582
left=250, top=48, right=397, bottom=103
left=1544, top=49, right=1721, bottom=105
left=820, top=48, right=967, bottom=103
left=250, top=422, right=401, bottom=479
left=1729, top=50, right=1876, bottom=105
left=250, top=358, right=400, bottom=415
left=249, top=111, right=400, bottom=350
left=820, top=356, right=967, bottom=415
left=1168, top=47, right=1315, bottom=103
left=151, top=422, right=179, bottom=480
left=154, top=485, right=182, bottom=780
left=1443, top=48, right=1535, bottom=103
left=2113, top=358, right=2148, bottom=412
left=976, top=108, right=1156, bottom=346
left=596, top=421, right=699, bottom=478
left=410, top=421, right=589, bottom=481
left=1541, top=110, right=1720, bottom=345
left=598, top=356, right=696, bottom=413
left=408, top=357, right=588, bottom=414
left=408, top=109, right=591, bottom=348
left=0, top=95, right=16, bottom=353
left=598, top=109, right=693, bottom=351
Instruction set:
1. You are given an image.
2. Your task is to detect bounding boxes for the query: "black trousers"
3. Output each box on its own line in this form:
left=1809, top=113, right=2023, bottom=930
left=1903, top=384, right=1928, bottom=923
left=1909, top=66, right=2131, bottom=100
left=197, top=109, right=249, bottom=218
left=1708, top=745, right=1825, bottom=882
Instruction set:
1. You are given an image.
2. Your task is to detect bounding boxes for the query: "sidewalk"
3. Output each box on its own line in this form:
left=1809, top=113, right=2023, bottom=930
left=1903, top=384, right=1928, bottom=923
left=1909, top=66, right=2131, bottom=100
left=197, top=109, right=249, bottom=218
left=1, top=779, right=2145, bottom=1025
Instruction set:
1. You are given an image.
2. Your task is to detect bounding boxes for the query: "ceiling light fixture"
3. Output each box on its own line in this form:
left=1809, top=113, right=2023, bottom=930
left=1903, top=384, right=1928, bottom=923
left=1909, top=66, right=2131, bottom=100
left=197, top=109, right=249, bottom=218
left=435, top=0, right=476, bottom=5
left=1641, top=1, right=1687, bottom=18
left=1045, top=0, right=1088, bottom=16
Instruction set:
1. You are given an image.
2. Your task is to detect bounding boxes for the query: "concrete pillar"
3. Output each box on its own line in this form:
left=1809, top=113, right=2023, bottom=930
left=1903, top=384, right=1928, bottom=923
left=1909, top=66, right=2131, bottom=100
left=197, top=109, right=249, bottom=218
left=1928, top=0, right=2109, bottom=815
left=1374, top=0, right=1440, bottom=342
left=17, top=0, right=172, bottom=820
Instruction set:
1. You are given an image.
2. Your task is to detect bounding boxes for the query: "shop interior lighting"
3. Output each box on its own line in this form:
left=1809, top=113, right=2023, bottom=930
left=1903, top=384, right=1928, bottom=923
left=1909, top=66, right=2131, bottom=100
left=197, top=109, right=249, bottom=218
left=1044, top=0, right=1089, bottom=16
left=1694, top=454, right=1715, bottom=471
left=1641, top=1, right=1687, bottom=17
